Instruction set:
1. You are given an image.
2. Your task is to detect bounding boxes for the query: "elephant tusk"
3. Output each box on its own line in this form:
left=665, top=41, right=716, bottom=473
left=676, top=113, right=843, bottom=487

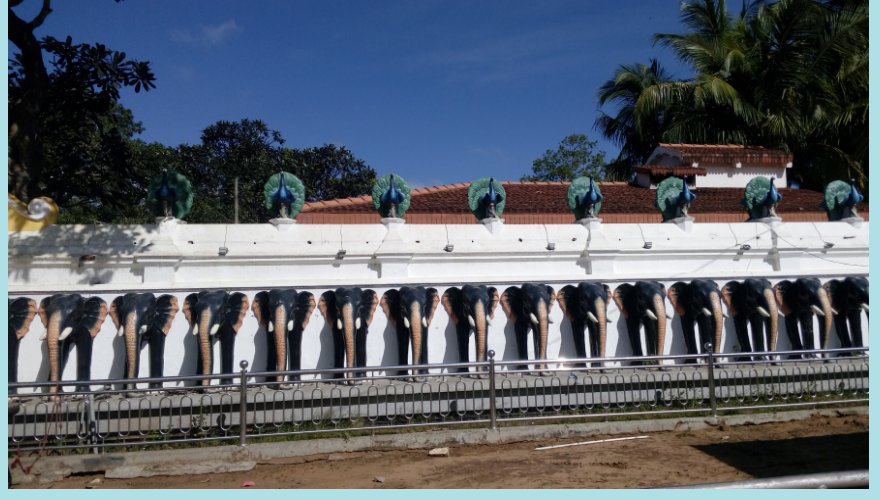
left=830, top=307, right=839, bottom=315
left=139, top=324, right=148, bottom=334
left=644, top=309, right=658, bottom=321
left=586, top=311, right=599, bottom=324
left=118, top=326, right=125, bottom=337
left=468, top=315, right=476, bottom=328
left=403, top=316, right=410, bottom=329
left=287, top=320, right=294, bottom=331
left=756, top=306, right=771, bottom=318
left=810, top=304, right=825, bottom=317
left=422, top=316, right=428, bottom=328
left=210, top=323, right=220, bottom=336
left=336, top=318, right=343, bottom=330
left=529, top=313, right=539, bottom=326
left=701, top=307, right=713, bottom=318
left=356, top=317, right=362, bottom=330
left=59, top=326, right=73, bottom=340
left=860, top=303, right=869, bottom=313
left=268, top=321, right=274, bottom=332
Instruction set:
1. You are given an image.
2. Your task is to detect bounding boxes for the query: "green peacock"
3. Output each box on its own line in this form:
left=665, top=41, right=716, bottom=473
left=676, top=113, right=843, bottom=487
left=372, top=173, right=411, bottom=218
left=820, top=179, right=864, bottom=221
left=568, top=176, right=603, bottom=220
left=741, top=176, right=782, bottom=220
left=263, top=171, right=306, bottom=219
left=655, top=176, right=695, bottom=222
left=147, top=170, right=194, bottom=220
left=468, top=177, right=506, bottom=220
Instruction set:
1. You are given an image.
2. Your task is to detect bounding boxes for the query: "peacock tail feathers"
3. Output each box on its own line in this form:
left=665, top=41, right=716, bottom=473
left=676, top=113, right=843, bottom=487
left=467, top=177, right=506, bottom=220
left=655, top=176, right=683, bottom=222
left=371, top=173, right=411, bottom=218
left=263, top=172, right=305, bottom=219
left=567, top=176, right=603, bottom=219
left=821, top=180, right=858, bottom=221
left=147, top=171, right=193, bottom=220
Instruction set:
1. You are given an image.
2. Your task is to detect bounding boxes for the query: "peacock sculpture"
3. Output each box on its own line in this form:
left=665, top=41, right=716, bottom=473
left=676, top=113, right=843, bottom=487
left=147, top=170, right=194, bottom=220
left=742, top=176, right=782, bottom=220
left=372, top=173, right=411, bottom=219
left=655, top=176, right=695, bottom=222
left=468, top=177, right=506, bottom=220
left=820, top=179, right=864, bottom=221
left=568, top=176, right=603, bottom=220
left=263, top=171, right=305, bottom=220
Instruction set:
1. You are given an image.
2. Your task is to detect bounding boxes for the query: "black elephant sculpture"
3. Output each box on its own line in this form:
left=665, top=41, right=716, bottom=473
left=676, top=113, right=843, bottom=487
left=109, top=293, right=179, bottom=390
left=667, top=280, right=724, bottom=362
left=556, top=282, right=610, bottom=367
left=774, top=278, right=833, bottom=357
left=183, top=291, right=249, bottom=386
left=9, top=297, right=37, bottom=393
left=500, top=283, right=556, bottom=373
left=824, top=277, right=869, bottom=349
left=612, top=281, right=668, bottom=364
left=441, top=285, right=499, bottom=374
left=252, top=289, right=316, bottom=382
left=38, top=294, right=108, bottom=393
left=721, top=278, right=778, bottom=359
left=318, top=288, right=378, bottom=380
left=381, top=286, right=440, bottom=376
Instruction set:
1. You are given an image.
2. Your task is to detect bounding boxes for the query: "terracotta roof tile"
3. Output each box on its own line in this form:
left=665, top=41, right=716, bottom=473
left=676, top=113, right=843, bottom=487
left=635, top=165, right=708, bottom=176
left=658, top=143, right=793, bottom=167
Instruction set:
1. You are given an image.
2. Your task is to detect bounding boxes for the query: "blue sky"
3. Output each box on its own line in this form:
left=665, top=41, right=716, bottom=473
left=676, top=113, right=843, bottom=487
left=12, top=0, right=693, bottom=187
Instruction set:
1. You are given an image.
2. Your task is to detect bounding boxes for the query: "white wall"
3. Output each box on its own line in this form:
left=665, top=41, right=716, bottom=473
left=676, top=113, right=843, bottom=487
left=8, top=218, right=868, bottom=390
left=700, top=165, right=788, bottom=188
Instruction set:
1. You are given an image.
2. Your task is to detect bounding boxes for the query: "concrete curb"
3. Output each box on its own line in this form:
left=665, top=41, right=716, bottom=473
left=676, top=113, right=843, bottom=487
left=9, top=406, right=867, bottom=484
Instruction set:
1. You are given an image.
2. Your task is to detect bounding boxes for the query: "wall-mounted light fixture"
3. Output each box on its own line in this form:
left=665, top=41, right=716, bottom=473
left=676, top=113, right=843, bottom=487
left=218, top=246, right=229, bottom=256
left=740, top=244, right=751, bottom=251
left=824, top=242, right=834, bottom=249
left=335, top=249, right=347, bottom=260
left=444, top=244, right=454, bottom=253
left=643, top=242, right=653, bottom=249
left=546, top=242, right=556, bottom=251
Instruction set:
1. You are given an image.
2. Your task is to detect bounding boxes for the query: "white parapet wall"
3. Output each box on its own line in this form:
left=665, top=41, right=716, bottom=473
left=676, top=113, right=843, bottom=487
left=8, top=218, right=869, bottom=390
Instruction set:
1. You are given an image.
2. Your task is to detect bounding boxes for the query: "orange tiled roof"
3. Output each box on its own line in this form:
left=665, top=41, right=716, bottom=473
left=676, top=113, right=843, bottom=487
left=658, top=143, right=793, bottom=167
left=634, top=165, right=708, bottom=176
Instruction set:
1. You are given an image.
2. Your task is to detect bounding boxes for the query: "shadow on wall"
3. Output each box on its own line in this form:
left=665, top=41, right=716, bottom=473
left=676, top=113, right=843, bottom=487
left=317, top=324, right=337, bottom=380
left=380, top=321, right=399, bottom=372
left=441, top=321, right=459, bottom=367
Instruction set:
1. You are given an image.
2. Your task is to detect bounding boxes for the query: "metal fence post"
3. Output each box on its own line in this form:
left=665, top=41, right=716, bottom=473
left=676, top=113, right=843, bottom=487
left=488, top=350, right=497, bottom=431
left=704, top=343, right=718, bottom=419
left=239, top=360, right=249, bottom=447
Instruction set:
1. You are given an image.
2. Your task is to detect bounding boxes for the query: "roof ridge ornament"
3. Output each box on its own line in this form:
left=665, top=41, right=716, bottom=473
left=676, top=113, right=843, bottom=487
left=655, top=176, right=695, bottom=223
left=820, top=178, right=864, bottom=222
left=568, top=176, right=603, bottom=221
left=742, top=176, right=783, bottom=222
left=372, top=173, right=411, bottom=220
left=468, top=177, right=506, bottom=222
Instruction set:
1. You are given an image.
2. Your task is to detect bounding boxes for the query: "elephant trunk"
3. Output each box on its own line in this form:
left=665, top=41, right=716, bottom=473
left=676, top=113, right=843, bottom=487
left=537, top=300, right=548, bottom=360
left=594, top=297, right=606, bottom=358
left=710, top=291, right=723, bottom=352
left=341, top=303, right=355, bottom=372
left=817, top=287, right=834, bottom=349
left=763, top=287, right=779, bottom=351
left=47, top=312, right=62, bottom=386
left=273, top=305, right=287, bottom=380
left=409, top=302, right=423, bottom=367
left=653, top=294, right=667, bottom=356
left=198, top=309, right=212, bottom=385
left=124, top=312, right=139, bottom=388
left=474, top=301, right=487, bottom=362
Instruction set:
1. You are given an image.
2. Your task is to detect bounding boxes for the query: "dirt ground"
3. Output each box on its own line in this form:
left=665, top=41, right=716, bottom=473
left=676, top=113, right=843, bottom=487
left=16, top=413, right=868, bottom=489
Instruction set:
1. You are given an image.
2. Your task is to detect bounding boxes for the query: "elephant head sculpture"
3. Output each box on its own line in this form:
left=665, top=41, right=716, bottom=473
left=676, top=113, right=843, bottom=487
left=824, top=277, right=869, bottom=348
left=318, top=288, right=378, bottom=380
left=9, top=297, right=37, bottom=393
left=774, top=278, right=833, bottom=356
left=612, top=281, right=668, bottom=364
left=38, top=294, right=108, bottom=393
left=381, top=286, right=440, bottom=376
left=556, top=282, right=610, bottom=366
left=109, top=293, right=179, bottom=390
left=721, top=278, right=778, bottom=359
left=252, top=289, right=316, bottom=382
left=183, top=291, right=249, bottom=386
left=667, top=280, right=724, bottom=362
left=500, top=283, right=556, bottom=372
left=441, top=285, right=499, bottom=374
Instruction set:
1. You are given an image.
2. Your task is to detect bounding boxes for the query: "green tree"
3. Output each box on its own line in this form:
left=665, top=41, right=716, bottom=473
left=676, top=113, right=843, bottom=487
left=8, top=0, right=156, bottom=203
left=282, top=145, right=377, bottom=202
left=522, top=134, right=607, bottom=182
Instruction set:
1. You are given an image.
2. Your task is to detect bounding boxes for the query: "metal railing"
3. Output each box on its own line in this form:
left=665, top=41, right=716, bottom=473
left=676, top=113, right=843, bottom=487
left=7, top=346, right=868, bottom=454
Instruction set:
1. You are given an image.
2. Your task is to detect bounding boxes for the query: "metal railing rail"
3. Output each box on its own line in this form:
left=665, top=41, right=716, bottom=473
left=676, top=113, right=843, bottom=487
left=8, top=346, right=868, bottom=454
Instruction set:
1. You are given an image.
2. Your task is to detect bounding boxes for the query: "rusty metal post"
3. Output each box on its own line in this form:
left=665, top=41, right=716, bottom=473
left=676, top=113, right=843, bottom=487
left=488, top=350, right=497, bottom=431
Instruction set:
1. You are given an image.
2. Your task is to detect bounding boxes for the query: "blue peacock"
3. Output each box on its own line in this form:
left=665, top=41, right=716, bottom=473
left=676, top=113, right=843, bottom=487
left=263, top=171, right=306, bottom=219
left=655, top=176, right=695, bottom=222
left=742, top=176, right=782, bottom=220
left=371, top=173, right=411, bottom=219
left=568, top=176, right=603, bottom=220
left=147, top=170, right=194, bottom=220
left=820, top=178, right=864, bottom=221
left=467, top=177, right=506, bottom=220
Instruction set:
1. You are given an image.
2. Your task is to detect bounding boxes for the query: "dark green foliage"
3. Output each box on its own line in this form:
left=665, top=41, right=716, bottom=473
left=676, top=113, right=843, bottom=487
left=523, top=134, right=607, bottom=182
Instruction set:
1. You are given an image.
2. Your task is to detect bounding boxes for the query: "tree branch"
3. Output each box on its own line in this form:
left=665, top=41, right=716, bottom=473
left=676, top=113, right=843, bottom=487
left=29, top=0, right=52, bottom=29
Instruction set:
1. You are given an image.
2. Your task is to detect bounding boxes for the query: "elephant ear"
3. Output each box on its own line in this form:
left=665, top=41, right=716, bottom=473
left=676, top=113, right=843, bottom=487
left=545, top=286, right=556, bottom=315
left=79, top=297, right=109, bottom=338
left=667, top=282, right=687, bottom=317
left=500, top=286, right=520, bottom=321
left=10, top=298, right=38, bottom=340
left=556, top=285, right=575, bottom=319
left=441, top=287, right=462, bottom=325
left=318, top=291, right=336, bottom=324
left=774, top=281, right=793, bottom=316
left=721, top=282, right=738, bottom=316
left=362, top=289, right=379, bottom=326
left=295, top=292, right=316, bottom=330
left=613, top=284, right=632, bottom=319
left=487, top=287, right=500, bottom=320
left=108, top=295, right=124, bottom=330
left=183, top=293, right=199, bottom=327
left=153, top=295, right=179, bottom=335
left=252, top=291, right=270, bottom=328
left=423, top=288, right=440, bottom=326
left=225, top=292, right=250, bottom=333
left=380, top=289, right=400, bottom=325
